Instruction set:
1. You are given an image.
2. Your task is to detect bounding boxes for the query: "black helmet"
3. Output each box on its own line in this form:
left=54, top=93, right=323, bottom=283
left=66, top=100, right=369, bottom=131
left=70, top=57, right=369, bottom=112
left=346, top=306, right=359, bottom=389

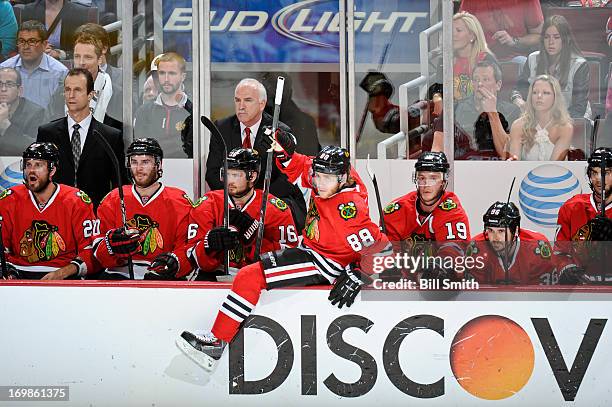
left=227, top=148, right=260, bottom=177
left=127, top=138, right=163, bottom=160
left=587, top=147, right=612, bottom=175
left=22, top=142, right=60, bottom=170
left=415, top=151, right=450, bottom=173
left=483, top=201, right=521, bottom=233
left=312, top=145, right=350, bottom=175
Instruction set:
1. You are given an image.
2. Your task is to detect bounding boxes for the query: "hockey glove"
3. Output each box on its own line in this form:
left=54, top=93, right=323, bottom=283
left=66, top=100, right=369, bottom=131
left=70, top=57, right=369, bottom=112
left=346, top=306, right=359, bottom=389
left=204, top=227, right=239, bottom=254
left=105, top=227, right=141, bottom=255
left=2, top=264, right=21, bottom=280
left=359, top=72, right=393, bottom=98
left=328, top=267, right=371, bottom=309
left=229, top=208, right=259, bottom=243
left=264, top=126, right=297, bottom=162
left=145, top=252, right=179, bottom=280
left=587, top=216, right=612, bottom=241
left=559, top=265, right=589, bottom=285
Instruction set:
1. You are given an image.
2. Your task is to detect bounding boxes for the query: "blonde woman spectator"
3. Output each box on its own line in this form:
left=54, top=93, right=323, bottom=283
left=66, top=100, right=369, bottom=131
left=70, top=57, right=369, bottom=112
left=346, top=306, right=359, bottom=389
left=509, top=75, right=573, bottom=161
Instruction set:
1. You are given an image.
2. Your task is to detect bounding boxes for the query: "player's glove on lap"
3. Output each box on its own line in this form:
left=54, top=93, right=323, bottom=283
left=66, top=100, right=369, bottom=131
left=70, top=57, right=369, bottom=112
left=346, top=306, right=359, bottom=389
left=145, top=252, right=179, bottom=280
left=587, top=216, right=612, bottom=241
left=229, top=208, right=259, bottom=243
left=2, top=264, right=21, bottom=280
left=559, top=265, right=589, bottom=285
left=328, top=267, right=370, bottom=309
left=204, top=227, right=239, bottom=254
left=105, top=227, right=141, bottom=255
left=264, top=126, right=297, bottom=162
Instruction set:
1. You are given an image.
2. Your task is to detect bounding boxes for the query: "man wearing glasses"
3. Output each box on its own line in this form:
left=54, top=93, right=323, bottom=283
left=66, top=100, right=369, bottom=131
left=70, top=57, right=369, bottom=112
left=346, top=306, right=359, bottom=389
left=0, top=20, right=67, bottom=110
left=0, top=67, right=46, bottom=156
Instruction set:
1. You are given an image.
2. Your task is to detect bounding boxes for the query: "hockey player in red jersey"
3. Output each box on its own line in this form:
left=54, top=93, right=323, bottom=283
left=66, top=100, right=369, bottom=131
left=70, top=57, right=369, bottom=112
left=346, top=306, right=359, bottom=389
left=382, top=151, right=470, bottom=280
left=0, top=142, right=99, bottom=279
left=176, top=143, right=391, bottom=371
left=93, top=138, right=193, bottom=279
left=186, top=148, right=298, bottom=277
left=465, top=201, right=562, bottom=285
left=555, top=147, right=612, bottom=283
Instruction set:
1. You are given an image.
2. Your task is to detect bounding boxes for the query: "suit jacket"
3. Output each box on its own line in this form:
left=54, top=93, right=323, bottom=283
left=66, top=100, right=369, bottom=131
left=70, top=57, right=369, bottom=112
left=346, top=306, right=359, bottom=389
left=206, top=112, right=306, bottom=229
left=0, top=97, right=44, bottom=156
left=36, top=116, right=126, bottom=208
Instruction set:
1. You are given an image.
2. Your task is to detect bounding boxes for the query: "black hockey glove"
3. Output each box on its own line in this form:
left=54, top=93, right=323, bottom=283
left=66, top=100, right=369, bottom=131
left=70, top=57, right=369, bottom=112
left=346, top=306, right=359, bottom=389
left=328, top=267, right=371, bottom=309
left=587, top=216, right=612, bottom=241
left=359, top=71, right=393, bottom=98
left=2, top=264, right=21, bottom=280
left=105, top=227, right=141, bottom=255
left=559, top=265, right=589, bottom=285
left=145, top=252, right=179, bottom=280
left=264, top=126, right=297, bottom=162
left=229, top=208, right=259, bottom=244
left=204, top=227, right=239, bottom=254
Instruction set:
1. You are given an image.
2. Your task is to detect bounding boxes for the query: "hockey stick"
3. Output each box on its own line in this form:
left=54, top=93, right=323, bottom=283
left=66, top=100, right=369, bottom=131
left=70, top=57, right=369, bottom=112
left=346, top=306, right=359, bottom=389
left=501, top=177, right=516, bottom=285
left=0, top=216, right=6, bottom=279
left=94, top=130, right=134, bottom=279
left=366, top=154, right=386, bottom=234
left=254, top=76, right=285, bottom=260
left=200, top=116, right=230, bottom=275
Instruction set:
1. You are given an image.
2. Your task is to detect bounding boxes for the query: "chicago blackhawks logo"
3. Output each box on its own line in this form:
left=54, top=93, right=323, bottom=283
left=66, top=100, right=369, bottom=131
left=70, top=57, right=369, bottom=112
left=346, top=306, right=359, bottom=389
left=0, top=189, right=12, bottom=200
left=384, top=202, right=400, bottom=214
left=305, top=199, right=320, bottom=241
left=535, top=240, right=552, bottom=259
left=19, top=220, right=66, bottom=263
left=229, top=243, right=245, bottom=266
left=126, top=214, right=163, bottom=256
left=572, top=223, right=591, bottom=241
left=76, top=190, right=92, bottom=204
left=270, top=197, right=288, bottom=211
left=403, top=233, right=435, bottom=258
left=185, top=194, right=207, bottom=208
left=338, top=202, right=357, bottom=220
left=439, top=198, right=458, bottom=211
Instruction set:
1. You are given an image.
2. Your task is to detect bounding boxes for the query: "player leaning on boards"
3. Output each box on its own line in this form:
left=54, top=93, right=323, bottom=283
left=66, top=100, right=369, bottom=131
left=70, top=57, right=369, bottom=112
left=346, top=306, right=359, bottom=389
left=381, top=152, right=471, bottom=280
left=0, top=142, right=98, bottom=279
left=92, top=138, right=193, bottom=280
left=176, top=135, right=392, bottom=371
left=185, top=147, right=298, bottom=279
left=554, top=147, right=612, bottom=283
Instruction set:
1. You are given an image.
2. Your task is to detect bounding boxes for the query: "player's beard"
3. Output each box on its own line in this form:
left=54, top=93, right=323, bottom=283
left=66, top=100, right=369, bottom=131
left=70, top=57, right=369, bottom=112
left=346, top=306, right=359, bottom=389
left=133, top=169, right=158, bottom=188
left=25, top=172, right=51, bottom=193
left=229, top=182, right=253, bottom=199
left=591, top=183, right=612, bottom=203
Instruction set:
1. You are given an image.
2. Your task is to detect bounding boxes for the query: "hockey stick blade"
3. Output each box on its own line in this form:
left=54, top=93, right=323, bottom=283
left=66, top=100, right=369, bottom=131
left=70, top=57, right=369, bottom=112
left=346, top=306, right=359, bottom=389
left=366, top=155, right=387, bottom=233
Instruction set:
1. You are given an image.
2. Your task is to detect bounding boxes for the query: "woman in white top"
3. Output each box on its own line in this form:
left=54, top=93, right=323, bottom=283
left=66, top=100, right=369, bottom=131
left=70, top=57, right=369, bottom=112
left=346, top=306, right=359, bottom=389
left=508, top=75, right=573, bottom=161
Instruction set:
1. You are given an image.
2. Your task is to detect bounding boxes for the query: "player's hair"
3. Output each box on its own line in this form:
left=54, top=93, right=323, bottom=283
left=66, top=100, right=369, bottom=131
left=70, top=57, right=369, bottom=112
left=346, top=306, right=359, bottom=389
left=236, top=78, right=267, bottom=102
left=521, top=75, right=572, bottom=152
left=473, top=60, right=502, bottom=83
left=18, top=20, right=47, bottom=40
left=0, top=67, right=22, bottom=86
left=453, top=12, right=491, bottom=72
left=73, top=33, right=104, bottom=57
left=536, top=15, right=583, bottom=90
left=66, top=67, right=95, bottom=94
left=153, top=52, right=186, bottom=73
left=74, top=23, right=110, bottom=51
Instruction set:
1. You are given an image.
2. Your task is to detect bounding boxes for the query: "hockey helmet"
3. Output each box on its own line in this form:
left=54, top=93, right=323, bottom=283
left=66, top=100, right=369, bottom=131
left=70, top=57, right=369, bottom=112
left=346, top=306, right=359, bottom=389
left=127, top=138, right=164, bottom=161
left=227, top=148, right=260, bottom=181
left=312, top=145, right=351, bottom=176
left=22, top=142, right=60, bottom=171
left=587, top=147, right=612, bottom=177
left=483, top=201, right=521, bottom=234
left=414, top=151, right=450, bottom=173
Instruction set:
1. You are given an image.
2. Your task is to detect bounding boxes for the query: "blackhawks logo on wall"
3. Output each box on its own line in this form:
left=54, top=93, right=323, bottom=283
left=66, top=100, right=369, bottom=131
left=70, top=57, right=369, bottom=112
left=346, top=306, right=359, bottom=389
left=127, top=214, right=164, bottom=255
left=19, top=220, right=66, bottom=263
left=338, top=202, right=357, bottom=220
left=305, top=199, right=320, bottom=241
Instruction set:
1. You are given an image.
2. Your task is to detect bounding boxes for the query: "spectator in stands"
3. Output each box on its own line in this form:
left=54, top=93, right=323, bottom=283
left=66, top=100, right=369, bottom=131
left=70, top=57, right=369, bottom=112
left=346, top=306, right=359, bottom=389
left=0, top=1, right=17, bottom=58
left=133, top=52, right=192, bottom=158
left=451, top=12, right=498, bottom=102
left=74, top=23, right=121, bottom=89
left=46, top=33, right=122, bottom=129
left=508, top=75, right=573, bottom=160
left=142, top=71, right=159, bottom=104
left=459, top=0, right=544, bottom=64
left=21, top=0, right=93, bottom=61
left=511, top=15, right=591, bottom=119
left=429, top=60, right=520, bottom=159
left=0, top=20, right=67, bottom=109
left=0, top=67, right=46, bottom=155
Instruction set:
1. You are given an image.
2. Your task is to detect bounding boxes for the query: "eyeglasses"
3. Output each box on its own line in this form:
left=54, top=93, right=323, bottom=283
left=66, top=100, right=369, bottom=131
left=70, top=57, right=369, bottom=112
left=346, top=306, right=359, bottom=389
left=17, top=39, right=43, bottom=47
left=0, top=81, right=19, bottom=89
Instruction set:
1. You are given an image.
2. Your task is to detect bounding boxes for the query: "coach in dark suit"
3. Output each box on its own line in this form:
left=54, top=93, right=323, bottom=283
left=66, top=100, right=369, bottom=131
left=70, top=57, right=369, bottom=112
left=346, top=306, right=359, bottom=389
left=206, top=78, right=306, bottom=230
left=37, top=68, right=125, bottom=209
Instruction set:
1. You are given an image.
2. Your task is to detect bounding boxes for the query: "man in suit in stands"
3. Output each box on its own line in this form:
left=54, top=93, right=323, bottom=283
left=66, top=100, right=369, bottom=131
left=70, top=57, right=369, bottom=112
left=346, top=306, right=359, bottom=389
left=206, top=78, right=307, bottom=230
left=36, top=67, right=125, bottom=209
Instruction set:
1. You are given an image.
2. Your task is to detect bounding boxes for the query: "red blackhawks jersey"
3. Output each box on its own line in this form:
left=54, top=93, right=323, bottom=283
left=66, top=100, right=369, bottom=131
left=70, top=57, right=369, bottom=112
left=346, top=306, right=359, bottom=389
left=0, top=184, right=98, bottom=276
left=278, top=152, right=391, bottom=277
left=466, top=229, right=558, bottom=285
left=94, top=184, right=193, bottom=279
left=188, top=189, right=298, bottom=273
left=382, top=191, right=471, bottom=258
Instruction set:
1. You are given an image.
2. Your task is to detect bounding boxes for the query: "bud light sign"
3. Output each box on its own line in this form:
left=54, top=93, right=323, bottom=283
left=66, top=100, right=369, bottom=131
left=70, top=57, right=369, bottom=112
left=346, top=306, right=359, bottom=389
left=162, top=0, right=430, bottom=64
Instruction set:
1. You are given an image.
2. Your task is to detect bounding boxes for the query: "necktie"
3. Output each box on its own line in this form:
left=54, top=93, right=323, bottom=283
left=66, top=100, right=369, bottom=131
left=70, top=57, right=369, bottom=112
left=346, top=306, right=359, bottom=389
left=71, top=123, right=81, bottom=186
left=242, top=127, right=252, bottom=149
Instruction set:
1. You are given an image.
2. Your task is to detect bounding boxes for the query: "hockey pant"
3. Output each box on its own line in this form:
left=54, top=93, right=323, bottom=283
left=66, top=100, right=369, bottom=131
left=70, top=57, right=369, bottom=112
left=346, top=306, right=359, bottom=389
left=211, top=247, right=332, bottom=342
